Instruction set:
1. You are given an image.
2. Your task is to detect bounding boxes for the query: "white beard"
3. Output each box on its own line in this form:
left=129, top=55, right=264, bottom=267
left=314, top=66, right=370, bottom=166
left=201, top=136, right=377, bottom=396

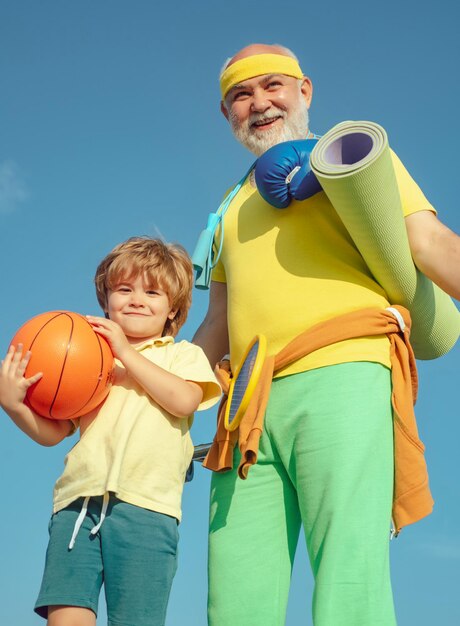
left=229, top=93, right=310, bottom=157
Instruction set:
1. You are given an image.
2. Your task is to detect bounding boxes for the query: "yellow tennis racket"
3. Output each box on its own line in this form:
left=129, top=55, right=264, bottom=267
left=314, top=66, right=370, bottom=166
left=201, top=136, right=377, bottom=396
left=224, top=334, right=267, bottom=432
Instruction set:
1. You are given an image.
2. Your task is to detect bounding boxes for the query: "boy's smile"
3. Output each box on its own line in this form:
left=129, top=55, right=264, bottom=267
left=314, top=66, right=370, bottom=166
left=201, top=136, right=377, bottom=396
left=106, top=274, right=176, bottom=344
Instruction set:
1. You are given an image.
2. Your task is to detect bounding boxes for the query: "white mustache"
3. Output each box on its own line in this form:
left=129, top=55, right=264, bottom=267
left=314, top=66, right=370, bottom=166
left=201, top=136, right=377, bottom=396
left=248, top=109, right=286, bottom=127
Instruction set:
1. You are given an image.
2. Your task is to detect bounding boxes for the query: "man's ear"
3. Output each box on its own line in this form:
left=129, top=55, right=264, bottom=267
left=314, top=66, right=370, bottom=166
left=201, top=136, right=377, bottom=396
left=221, top=100, right=230, bottom=121
left=300, top=76, right=313, bottom=109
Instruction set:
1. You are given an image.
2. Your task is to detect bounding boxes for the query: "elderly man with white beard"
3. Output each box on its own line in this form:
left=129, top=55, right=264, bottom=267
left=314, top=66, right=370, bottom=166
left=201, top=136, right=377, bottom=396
left=193, top=43, right=460, bottom=626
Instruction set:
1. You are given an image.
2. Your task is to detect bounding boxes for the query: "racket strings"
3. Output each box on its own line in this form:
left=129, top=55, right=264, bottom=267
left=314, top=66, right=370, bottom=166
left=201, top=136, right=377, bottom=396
left=228, top=343, right=259, bottom=424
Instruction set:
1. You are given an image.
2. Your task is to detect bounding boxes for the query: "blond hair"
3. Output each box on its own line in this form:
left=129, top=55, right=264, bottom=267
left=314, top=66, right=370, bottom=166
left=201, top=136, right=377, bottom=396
left=95, top=237, right=193, bottom=337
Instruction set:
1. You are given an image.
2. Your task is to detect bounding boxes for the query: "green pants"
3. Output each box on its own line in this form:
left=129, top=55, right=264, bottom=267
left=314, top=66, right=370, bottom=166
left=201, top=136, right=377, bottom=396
left=208, top=362, right=397, bottom=626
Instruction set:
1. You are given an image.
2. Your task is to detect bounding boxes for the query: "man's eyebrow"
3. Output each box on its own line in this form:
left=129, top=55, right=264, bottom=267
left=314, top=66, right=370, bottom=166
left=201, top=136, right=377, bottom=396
left=226, top=74, right=288, bottom=100
left=227, top=83, right=251, bottom=95
left=229, top=74, right=285, bottom=91
left=260, top=74, right=285, bottom=83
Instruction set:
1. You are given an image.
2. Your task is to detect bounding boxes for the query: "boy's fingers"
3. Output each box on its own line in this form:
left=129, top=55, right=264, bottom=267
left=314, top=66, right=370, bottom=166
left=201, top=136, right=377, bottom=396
left=16, top=352, right=32, bottom=377
left=86, top=316, right=117, bottom=331
left=86, top=315, right=106, bottom=325
left=25, top=372, right=43, bottom=387
left=1, top=345, right=16, bottom=373
left=2, top=345, right=16, bottom=366
left=93, top=325, right=108, bottom=334
left=11, top=343, right=24, bottom=363
left=1, top=346, right=33, bottom=379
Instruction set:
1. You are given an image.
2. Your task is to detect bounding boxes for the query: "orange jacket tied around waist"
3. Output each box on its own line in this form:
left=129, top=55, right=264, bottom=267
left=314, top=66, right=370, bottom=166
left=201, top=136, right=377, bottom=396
left=203, top=306, right=433, bottom=535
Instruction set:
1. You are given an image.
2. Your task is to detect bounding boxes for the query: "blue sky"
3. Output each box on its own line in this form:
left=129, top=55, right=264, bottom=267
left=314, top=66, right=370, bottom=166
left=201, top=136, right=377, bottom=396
left=1, top=1, right=459, bottom=624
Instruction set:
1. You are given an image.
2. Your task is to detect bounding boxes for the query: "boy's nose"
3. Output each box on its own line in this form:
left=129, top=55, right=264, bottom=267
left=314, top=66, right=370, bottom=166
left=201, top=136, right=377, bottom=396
left=129, top=293, right=145, bottom=307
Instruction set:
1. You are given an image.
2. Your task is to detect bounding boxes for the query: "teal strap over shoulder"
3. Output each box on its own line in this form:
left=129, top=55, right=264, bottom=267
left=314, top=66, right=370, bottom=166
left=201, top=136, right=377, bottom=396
left=192, top=133, right=321, bottom=290
left=192, top=164, right=255, bottom=290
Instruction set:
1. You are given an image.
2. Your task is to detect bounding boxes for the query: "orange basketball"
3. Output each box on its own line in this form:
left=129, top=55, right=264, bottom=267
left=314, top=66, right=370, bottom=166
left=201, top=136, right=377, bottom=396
left=11, top=311, right=115, bottom=420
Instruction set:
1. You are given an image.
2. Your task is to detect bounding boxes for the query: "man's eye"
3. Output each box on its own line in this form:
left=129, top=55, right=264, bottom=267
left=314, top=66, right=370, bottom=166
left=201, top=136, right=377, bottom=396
left=233, top=91, right=250, bottom=101
left=266, top=81, right=282, bottom=89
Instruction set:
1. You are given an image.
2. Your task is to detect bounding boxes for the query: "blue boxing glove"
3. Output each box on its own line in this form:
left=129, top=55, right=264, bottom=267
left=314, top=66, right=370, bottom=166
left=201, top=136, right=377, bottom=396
left=255, top=139, right=322, bottom=209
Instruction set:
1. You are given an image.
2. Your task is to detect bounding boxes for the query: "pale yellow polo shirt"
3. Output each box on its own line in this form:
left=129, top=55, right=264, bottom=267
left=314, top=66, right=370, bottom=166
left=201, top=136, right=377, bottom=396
left=53, top=337, right=221, bottom=521
left=212, top=151, right=435, bottom=376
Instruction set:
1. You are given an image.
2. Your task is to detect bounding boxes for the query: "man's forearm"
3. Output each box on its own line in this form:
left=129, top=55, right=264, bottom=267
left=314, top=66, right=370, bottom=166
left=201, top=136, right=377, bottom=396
left=415, top=229, right=460, bottom=300
left=193, top=318, right=229, bottom=369
left=193, top=280, right=230, bottom=367
left=406, top=211, right=460, bottom=300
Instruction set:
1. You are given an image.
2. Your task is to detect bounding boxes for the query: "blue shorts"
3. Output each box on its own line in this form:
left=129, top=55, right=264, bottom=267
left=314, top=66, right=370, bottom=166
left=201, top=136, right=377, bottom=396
left=35, top=495, right=179, bottom=626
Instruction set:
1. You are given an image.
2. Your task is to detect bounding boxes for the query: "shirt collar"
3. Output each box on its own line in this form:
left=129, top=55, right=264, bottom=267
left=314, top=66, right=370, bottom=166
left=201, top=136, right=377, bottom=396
left=134, top=335, right=175, bottom=351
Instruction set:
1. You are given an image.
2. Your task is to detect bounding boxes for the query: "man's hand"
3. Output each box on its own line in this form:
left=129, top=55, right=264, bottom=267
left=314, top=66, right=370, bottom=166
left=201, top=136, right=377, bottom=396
left=86, top=316, right=131, bottom=360
left=255, top=139, right=322, bottom=208
left=0, top=344, right=42, bottom=413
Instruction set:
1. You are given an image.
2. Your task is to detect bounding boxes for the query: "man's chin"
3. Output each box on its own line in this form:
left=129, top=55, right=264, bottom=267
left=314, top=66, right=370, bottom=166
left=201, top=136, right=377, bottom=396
left=239, top=129, right=288, bottom=157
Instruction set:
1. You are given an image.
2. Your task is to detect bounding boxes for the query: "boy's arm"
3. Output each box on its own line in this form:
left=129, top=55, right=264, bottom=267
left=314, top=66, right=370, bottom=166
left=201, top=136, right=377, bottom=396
left=0, top=345, right=73, bottom=445
left=87, top=316, right=204, bottom=418
left=406, top=210, right=460, bottom=300
left=118, top=348, right=204, bottom=418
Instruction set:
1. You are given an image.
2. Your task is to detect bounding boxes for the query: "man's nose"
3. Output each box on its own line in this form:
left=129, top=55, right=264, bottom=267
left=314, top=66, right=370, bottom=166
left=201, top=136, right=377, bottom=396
left=250, top=90, right=270, bottom=113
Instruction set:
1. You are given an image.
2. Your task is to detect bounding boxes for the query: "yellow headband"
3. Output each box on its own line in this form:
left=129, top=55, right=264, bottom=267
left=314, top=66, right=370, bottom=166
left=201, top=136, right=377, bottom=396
left=220, top=53, right=304, bottom=99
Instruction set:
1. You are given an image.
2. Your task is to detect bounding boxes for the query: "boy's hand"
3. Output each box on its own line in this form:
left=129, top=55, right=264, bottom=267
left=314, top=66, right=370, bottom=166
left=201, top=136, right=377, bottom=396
left=86, top=316, right=131, bottom=361
left=0, top=344, right=43, bottom=411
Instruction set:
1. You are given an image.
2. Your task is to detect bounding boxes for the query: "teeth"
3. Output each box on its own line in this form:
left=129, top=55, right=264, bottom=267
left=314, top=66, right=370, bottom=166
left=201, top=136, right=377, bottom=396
left=253, top=117, right=279, bottom=127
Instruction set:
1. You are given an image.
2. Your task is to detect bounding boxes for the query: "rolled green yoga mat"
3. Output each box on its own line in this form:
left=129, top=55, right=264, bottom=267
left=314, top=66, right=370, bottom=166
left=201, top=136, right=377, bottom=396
left=310, top=120, right=459, bottom=360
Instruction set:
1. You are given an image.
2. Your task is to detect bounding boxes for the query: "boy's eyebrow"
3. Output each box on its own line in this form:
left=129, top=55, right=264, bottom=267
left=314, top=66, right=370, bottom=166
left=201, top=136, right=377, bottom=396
left=142, top=280, right=168, bottom=293
left=109, top=278, right=136, bottom=290
left=111, top=278, right=131, bottom=286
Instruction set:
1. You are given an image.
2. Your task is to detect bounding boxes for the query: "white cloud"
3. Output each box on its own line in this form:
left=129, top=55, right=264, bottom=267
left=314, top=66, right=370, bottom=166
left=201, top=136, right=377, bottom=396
left=150, top=223, right=167, bottom=241
left=0, top=160, right=28, bottom=215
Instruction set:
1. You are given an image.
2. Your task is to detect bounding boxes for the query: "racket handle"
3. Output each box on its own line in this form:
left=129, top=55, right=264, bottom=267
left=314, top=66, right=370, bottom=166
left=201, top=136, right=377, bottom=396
left=192, top=442, right=212, bottom=462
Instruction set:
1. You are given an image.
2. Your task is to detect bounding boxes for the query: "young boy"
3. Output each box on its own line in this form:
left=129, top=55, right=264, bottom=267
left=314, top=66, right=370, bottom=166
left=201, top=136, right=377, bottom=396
left=0, top=237, right=221, bottom=626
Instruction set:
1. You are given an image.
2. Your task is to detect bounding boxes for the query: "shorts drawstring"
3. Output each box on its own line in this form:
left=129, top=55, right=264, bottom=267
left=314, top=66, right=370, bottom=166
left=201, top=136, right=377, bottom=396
left=90, top=492, right=110, bottom=537
left=68, top=496, right=90, bottom=550
left=68, top=493, right=110, bottom=550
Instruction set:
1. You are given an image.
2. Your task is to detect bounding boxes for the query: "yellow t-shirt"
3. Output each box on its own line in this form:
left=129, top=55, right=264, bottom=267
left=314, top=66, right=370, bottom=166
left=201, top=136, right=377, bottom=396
left=212, top=151, right=435, bottom=376
left=53, top=337, right=221, bottom=521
